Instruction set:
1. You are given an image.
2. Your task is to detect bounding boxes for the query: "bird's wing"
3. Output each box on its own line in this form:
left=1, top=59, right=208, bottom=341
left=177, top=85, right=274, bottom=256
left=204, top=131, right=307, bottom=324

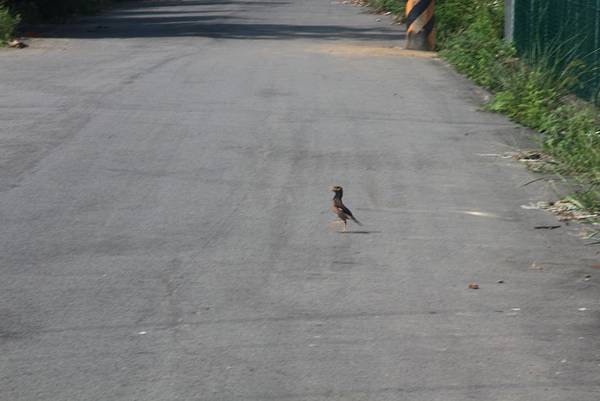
left=338, top=203, right=355, bottom=217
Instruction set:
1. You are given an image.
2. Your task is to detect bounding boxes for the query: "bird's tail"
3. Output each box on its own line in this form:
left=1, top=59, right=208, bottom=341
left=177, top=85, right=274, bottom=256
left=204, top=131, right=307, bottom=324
left=351, top=216, right=362, bottom=226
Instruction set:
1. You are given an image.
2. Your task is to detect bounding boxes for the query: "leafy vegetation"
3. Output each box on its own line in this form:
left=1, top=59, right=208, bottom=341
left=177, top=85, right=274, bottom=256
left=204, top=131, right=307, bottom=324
left=0, top=2, right=20, bottom=45
left=439, top=7, right=515, bottom=91
left=367, top=0, right=405, bottom=17
left=435, top=0, right=503, bottom=48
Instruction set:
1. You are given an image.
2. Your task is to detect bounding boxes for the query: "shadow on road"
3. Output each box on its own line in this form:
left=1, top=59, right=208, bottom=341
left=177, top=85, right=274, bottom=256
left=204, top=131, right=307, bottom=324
left=31, top=0, right=405, bottom=41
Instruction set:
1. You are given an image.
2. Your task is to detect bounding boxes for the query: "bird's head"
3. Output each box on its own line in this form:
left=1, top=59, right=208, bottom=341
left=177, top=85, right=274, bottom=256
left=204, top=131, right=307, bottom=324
left=330, top=185, right=343, bottom=194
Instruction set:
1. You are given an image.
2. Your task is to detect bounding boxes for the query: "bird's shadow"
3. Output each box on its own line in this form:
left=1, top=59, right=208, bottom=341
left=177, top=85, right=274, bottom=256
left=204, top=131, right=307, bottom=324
left=337, top=230, right=381, bottom=234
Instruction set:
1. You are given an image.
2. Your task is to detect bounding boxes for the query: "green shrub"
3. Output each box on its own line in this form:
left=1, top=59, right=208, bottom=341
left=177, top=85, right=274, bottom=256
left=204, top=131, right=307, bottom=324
left=489, top=64, right=560, bottom=127
left=368, top=0, right=405, bottom=16
left=542, top=103, right=600, bottom=179
left=436, top=0, right=503, bottom=47
left=489, top=55, right=588, bottom=125
left=0, top=2, right=20, bottom=44
left=440, top=10, right=515, bottom=91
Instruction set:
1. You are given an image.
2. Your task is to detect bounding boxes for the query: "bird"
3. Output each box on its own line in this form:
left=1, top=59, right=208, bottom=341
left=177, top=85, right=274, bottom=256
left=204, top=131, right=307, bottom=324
left=330, top=185, right=361, bottom=231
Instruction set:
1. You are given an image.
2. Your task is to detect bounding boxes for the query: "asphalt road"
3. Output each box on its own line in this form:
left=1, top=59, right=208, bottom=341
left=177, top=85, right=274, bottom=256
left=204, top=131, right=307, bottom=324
left=1, top=1, right=599, bottom=400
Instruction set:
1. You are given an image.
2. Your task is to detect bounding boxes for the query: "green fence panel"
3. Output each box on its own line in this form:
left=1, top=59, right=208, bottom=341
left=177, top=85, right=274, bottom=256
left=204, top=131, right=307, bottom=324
left=513, top=0, right=600, bottom=101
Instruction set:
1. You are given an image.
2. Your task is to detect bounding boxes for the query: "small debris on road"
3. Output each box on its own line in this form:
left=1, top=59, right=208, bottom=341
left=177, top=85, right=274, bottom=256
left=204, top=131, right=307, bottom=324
left=468, top=282, right=480, bottom=289
left=520, top=176, right=553, bottom=187
left=512, top=150, right=557, bottom=173
left=513, top=150, right=557, bottom=165
left=534, top=224, right=561, bottom=229
left=8, top=39, right=27, bottom=49
left=578, top=307, right=588, bottom=311
left=497, top=280, right=504, bottom=284
left=342, top=0, right=367, bottom=5
left=529, top=262, right=543, bottom=270
left=545, top=199, right=598, bottom=222
left=511, top=308, right=521, bottom=311
left=137, top=331, right=147, bottom=335
left=521, top=202, right=550, bottom=210
left=584, top=274, right=592, bottom=281
left=513, top=150, right=544, bottom=161
left=522, top=198, right=598, bottom=226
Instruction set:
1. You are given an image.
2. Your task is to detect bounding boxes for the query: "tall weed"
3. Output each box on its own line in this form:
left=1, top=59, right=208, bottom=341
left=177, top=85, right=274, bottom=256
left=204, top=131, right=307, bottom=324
left=440, top=9, right=514, bottom=91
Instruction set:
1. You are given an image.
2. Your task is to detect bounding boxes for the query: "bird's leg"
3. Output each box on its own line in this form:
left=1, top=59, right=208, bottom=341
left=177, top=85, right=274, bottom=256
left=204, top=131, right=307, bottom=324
left=343, top=220, right=347, bottom=232
left=330, top=220, right=344, bottom=232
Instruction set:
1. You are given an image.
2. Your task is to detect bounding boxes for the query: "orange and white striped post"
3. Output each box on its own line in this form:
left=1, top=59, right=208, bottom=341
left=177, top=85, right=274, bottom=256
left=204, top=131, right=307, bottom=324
left=405, top=0, right=435, bottom=51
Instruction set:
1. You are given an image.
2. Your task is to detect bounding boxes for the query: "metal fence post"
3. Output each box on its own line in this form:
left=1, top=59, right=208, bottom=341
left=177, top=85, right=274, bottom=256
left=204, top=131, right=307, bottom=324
left=504, top=0, right=514, bottom=42
left=405, top=0, right=435, bottom=50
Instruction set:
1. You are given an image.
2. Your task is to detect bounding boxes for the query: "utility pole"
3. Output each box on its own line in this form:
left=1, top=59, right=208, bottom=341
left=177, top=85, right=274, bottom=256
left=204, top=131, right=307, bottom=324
left=405, top=0, right=436, bottom=51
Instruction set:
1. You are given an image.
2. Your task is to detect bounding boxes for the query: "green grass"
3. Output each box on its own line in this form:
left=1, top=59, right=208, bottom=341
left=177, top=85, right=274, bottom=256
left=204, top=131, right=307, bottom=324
left=0, top=2, right=20, bottom=45
left=367, top=0, right=406, bottom=16
left=436, top=0, right=503, bottom=48
left=439, top=10, right=515, bottom=91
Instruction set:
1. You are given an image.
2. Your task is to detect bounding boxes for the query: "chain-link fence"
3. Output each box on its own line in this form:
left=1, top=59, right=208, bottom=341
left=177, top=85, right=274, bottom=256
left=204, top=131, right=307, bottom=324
left=513, top=0, right=600, bottom=101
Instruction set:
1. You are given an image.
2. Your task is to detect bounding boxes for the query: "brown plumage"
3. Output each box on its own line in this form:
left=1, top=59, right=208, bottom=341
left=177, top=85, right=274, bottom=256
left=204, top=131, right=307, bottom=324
left=330, top=185, right=361, bottom=231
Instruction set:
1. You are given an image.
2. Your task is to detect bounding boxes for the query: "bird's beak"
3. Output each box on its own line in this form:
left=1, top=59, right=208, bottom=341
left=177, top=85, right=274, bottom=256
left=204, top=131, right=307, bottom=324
left=329, top=186, right=336, bottom=192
